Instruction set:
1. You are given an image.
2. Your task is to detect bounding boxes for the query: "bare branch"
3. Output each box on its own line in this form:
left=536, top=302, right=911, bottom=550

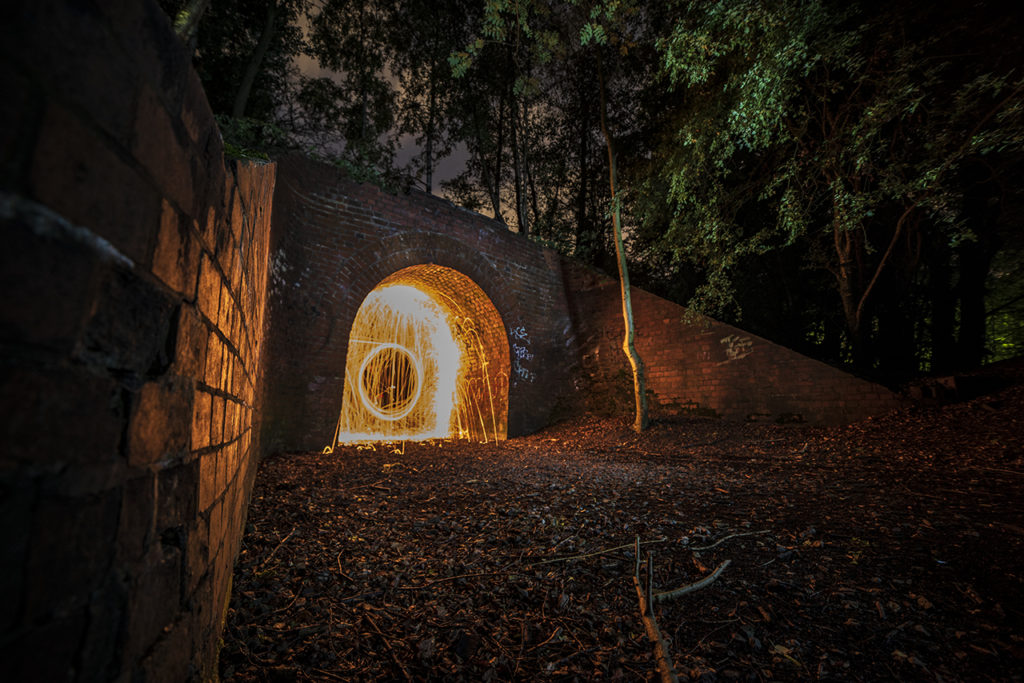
left=654, top=559, right=731, bottom=603
left=633, top=574, right=680, bottom=683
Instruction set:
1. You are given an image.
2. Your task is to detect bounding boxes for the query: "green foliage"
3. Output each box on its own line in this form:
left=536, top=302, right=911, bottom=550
left=986, top=244, right=1024, bottom=362
left=216, top=115, right=296, bottom=160
left=164, top=0, right=1024, bottom=377
left=647, top=0, right=1024, bottom=373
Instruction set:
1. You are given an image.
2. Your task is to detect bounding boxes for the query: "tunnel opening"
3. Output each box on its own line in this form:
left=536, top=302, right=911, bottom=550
left=337, top=264, right=509, bottom=443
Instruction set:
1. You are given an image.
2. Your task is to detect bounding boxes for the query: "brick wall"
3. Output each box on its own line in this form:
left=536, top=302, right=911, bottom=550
left=1, top=2, right=273, bottom=680
left=261, top=154, right=576, bottom=451
left=563, top=260, right=904, bottom=424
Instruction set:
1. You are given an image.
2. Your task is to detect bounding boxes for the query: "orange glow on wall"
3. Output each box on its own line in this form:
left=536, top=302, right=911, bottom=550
left=336, top=265, right=509, bottom=443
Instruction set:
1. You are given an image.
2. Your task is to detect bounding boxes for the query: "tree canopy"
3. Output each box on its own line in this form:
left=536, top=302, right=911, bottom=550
left=160, top=0, right=1024, bottom=380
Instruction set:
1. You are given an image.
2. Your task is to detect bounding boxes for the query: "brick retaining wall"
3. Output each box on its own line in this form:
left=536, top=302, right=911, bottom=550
left=1, top=2, right=273, bottom=679
left=562, top=260, right=904, bottom=424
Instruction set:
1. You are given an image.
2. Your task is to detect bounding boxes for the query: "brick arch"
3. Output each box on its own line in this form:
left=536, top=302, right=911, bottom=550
left=263, top=154, right=577, bottom=450
left=336, top=263, right=510, bottom=442
left=319, top=233, right=525, bottom=441
left=339, top=233, right=520, bottom=329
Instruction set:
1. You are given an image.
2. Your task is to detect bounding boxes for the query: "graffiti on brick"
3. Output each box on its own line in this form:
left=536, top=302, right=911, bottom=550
left=720, top=334, right=753, bottom=361
left=509, top=324, right=536, bottom=383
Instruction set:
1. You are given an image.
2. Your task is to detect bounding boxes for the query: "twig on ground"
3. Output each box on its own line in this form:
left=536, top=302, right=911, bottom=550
left=256, top=527, right=295, bottom=572
left=266, top=580, right=305, bottom=616
left=529, top=536, right=669, bottom=567
left=349, top=479, right=387, bottom=491
left=527, top=626, right=563, bottom=652
left=655, top=560, right=731, bottom=603
left=363, top=610, right=411, bottom=681
left=691, top=530, right=769, bottom=551
left=396, top=569, right=526, bottom=590
left=339, top=590, right=385, bottom=604
left=336, top=551, right=355, bottom=582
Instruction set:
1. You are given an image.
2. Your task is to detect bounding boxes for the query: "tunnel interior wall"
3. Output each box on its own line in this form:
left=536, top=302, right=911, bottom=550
left=262, top=154, right=577, bottom=452
left=1, top=2, right=274, bottom=680
left=371, top=265, right=511, bottom=442
left=562, top=260, right=904, bottom=424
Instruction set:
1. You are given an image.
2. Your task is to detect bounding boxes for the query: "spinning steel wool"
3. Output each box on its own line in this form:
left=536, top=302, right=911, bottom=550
left=334, top=264, right=510, bottom=445
left=338, top=284, right=460, bottom=442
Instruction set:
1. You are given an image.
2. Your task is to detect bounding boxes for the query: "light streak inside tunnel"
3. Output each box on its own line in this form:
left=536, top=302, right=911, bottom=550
left=337, top=284, right=461, bottom=442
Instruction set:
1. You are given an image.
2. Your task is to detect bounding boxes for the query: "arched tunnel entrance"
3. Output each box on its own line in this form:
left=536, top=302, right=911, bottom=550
left=336, top=264, right=509, bottom=443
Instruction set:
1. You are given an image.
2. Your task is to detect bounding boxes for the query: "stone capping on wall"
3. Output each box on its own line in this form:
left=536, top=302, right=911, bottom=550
left=1, top=0, right=276, bottom=680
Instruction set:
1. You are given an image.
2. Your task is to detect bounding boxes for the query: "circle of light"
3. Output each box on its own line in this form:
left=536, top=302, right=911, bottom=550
left=357, top=342, right=423, bottom=421
left=337, top=283, right=462, bottom=443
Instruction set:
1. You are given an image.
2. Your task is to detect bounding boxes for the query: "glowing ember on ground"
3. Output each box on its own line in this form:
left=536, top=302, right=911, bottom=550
left=338, top=284, right=462, bottom=443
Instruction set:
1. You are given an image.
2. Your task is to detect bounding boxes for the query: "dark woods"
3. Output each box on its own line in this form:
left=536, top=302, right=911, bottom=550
left=159, top=0, right=1024, bottom=384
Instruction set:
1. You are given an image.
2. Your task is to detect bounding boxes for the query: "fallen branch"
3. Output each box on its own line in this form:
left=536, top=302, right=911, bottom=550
left=654, top=560, right=731, bottom=603
left=528, top=536, right=669, bottom=567
left=633, top=537, right=680, bottom=683
left=691, top=530, right=768, bottom=552
left=633, top=574, right=680, bottom=683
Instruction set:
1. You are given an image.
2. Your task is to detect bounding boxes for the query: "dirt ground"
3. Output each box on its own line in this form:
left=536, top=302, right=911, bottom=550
left=221, top=372, right=1024, bottom=681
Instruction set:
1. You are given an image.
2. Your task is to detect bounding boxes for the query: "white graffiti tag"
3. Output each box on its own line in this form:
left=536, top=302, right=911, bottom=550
left=509, top=324, right=536, bottom=382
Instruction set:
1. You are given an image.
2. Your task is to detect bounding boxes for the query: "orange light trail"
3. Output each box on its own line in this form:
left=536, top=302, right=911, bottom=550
left=337, top=284, right=461, bottom=443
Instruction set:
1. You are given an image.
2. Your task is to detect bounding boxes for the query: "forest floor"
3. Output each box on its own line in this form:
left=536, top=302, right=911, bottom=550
left=221, top=367, right=1024, bottom=682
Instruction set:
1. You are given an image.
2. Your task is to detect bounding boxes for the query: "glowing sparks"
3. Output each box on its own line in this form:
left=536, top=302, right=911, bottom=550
left=338, top=284, right=461, bottom=442
left=334, top=265, right=510, bottom=446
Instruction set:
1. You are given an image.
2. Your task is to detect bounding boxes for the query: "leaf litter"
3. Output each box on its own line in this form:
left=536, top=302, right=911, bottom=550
left=221, top=373, right=1024, bottom=681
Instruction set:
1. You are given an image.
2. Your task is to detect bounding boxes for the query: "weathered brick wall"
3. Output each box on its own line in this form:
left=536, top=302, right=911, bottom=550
left=261, top=154, right=576, bottom=451
left=1, top=2, right=273, bottom=680
left=563, top=260, right=904, bottom=424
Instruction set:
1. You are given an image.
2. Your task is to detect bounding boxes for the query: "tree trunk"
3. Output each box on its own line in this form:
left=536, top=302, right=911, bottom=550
left=425, top=75, right=436, bottom=193
left=928, top=248, right=958, bottom=374
left=597, top=56, right=647, bottom=432
left=575, top=77, right=590, bottom=259
left=173, top=0, right=211, bottom=53
left=833, top=223, right=866, bottom=365
left=510, top=88, right=529, bottom=236
left=232, top=1, right=278, bottom=119
left=957, top=240, right=995, bottom=369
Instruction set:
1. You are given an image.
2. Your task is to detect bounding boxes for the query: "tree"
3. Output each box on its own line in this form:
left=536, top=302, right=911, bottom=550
left=307, top=0, right=399, bottom=174
left=454, top=0, right=651, bottom=429
left=654, top=0, right=1024, bottom=374
left=389, top=0, right=478, bottom=193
